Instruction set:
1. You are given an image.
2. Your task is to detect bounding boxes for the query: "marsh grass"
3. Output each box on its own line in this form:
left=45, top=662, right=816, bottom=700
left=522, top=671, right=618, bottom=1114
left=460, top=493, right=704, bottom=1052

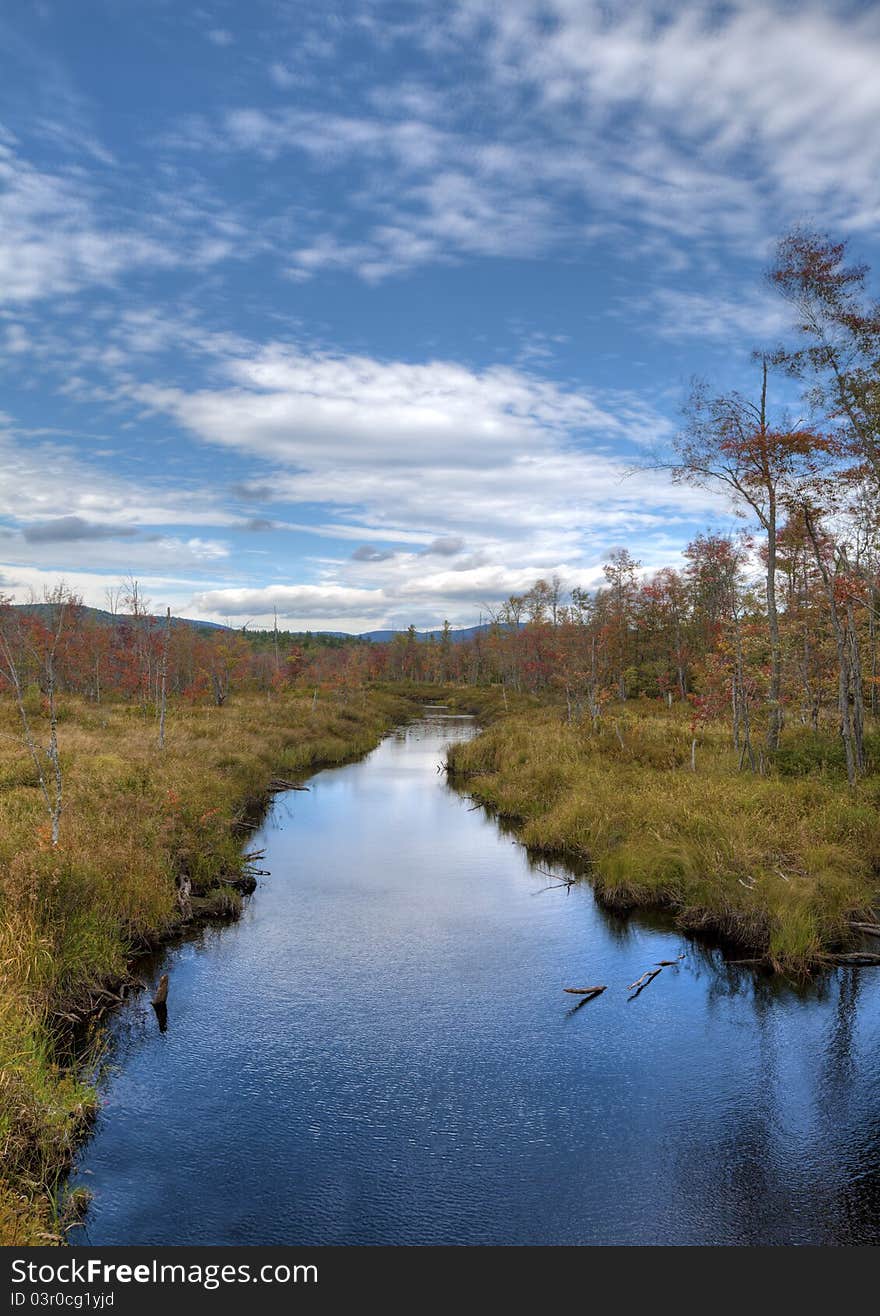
left=447, top=701, right=880, bottom=976
left=0, top=688, right=407, bottom=1244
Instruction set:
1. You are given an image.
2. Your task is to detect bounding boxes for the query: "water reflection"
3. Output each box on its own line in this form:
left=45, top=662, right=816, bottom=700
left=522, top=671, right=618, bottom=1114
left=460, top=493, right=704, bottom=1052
left=68, top=714, right=880, bottom=1246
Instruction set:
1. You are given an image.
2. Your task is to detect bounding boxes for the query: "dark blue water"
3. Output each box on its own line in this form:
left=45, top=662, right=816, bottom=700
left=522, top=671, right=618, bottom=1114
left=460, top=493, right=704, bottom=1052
left=69, top=714, right=880, bottom=1245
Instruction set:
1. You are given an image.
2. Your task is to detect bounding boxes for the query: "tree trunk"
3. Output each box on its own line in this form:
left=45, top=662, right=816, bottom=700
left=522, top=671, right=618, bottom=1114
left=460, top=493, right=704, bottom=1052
left=803, top=509, right=859, bottom=784
left=158, top=607, right=171, bottom=749
left=765, top=493, right=783, bottom=751
left=45, top=653, right=63, bottom=845
left=846, top=599, right=866, bottom=774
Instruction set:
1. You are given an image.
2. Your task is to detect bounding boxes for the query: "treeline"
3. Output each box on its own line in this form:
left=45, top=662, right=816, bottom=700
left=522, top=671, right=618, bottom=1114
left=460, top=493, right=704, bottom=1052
left=0, top=593, right=380, bottom=708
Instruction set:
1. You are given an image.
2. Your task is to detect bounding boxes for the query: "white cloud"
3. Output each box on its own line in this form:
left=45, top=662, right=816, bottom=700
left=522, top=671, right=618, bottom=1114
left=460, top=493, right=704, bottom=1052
left=3, top=534, right=229, bottom=578
left=124, top=341, right=727, bottom=627
left=191, top=583, right=387, bottom=620
left=0, top=428, right=235, bottom=530
left=169, top=1, right=880, bottom=286
left=0, top=563, right=231, bottom=616
left=0, top=142, right=176, bottom=305
left=135, top=346, right=663, bottom=470
left=454, top=0, right=880, bottom=236
left=620, top=286, right=791, bottom=344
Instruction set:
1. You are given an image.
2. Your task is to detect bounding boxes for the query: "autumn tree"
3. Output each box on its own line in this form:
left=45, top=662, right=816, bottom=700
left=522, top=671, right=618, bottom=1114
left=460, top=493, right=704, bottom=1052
left=601, top=549, right=641, bottom=700
left=790, top=490, right=869, bottom=784
left=769, top=228, right=880, bottom=493
left=0, top=586, right=81, bottom=845
left=674, top=361, right=828, bottom=749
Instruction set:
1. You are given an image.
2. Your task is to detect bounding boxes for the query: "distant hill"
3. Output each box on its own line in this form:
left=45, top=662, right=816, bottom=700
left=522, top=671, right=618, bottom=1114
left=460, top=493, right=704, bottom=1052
left=357, top=623, right=508, bottom=644
left=10, top=605, right=510, bottom=645
left=12, top=603, right=229, bottom=633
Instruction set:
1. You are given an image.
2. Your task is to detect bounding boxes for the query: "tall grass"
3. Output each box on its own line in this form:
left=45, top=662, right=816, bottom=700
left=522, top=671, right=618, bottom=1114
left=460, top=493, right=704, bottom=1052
left=447, top=701, right=880, bottom=975
left=0, top=688, right=407, bottom=1244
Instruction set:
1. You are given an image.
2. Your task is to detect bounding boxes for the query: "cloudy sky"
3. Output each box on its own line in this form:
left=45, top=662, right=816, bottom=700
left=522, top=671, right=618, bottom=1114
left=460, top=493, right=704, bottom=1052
left=1, top=0, right=878, bottom=631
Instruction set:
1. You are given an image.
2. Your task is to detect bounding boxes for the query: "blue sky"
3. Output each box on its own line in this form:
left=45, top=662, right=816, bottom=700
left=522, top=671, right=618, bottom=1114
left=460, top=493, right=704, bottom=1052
left=1, top=0, right=879, bottom=630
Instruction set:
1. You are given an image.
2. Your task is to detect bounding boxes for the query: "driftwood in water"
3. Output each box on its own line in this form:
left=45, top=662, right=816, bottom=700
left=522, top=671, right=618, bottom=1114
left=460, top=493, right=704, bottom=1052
left=270, top=778, right=310, bottom=791
left=628, top=967, right=663, bottom=996
left=152, top=973, right=169, bottom=1006
left=536, top=867, right=574, bottom=885
left=563, top=985, right=606, bottom=998
left=533, top=875, right=576, bottom=896
left=532, top=867, right=576, bottom=895
left=830, top=952, right=880, bottom=966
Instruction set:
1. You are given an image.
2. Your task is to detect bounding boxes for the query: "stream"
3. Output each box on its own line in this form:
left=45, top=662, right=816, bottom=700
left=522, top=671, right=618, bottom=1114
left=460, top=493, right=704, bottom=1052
left=68, top=712, right=880, bottom=1245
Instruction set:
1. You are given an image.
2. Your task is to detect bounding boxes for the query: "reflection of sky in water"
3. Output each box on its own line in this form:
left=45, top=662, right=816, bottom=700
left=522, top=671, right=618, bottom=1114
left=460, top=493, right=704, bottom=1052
left=69, top=716, right=880, bottom=1245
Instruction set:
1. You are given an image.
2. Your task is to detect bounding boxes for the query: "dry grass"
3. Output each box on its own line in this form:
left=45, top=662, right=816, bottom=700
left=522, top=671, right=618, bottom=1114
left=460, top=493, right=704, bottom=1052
left=447, top=701, right=880, bottom=975
left=0, top=687, right=407, bottom=1244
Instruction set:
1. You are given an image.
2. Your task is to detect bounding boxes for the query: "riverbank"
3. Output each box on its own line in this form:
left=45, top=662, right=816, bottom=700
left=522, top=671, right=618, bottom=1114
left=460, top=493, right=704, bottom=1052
left=0, top=688, right=409, bottom=1245
left=447, top=702, right=880, bottom=975
left=63, top=706, right=880, bottom=1247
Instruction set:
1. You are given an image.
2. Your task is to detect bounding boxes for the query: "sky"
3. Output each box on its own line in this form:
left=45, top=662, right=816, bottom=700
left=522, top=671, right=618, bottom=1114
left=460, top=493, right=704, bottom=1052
left=2, top=0, right=879, bottom=632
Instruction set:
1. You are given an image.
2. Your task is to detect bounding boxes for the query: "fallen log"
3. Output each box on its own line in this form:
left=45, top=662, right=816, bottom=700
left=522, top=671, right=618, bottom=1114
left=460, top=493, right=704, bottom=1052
left=849, top=922, right=880, bottom=938
left=270, top=778, right=310, bottom=791
left=830, top=952, right=880, bottom=966
left=152, top=974, right=169, bottom=1006
left=628, top=967, right=663, bottom=995
left=563, top=985, right=606, bottom=997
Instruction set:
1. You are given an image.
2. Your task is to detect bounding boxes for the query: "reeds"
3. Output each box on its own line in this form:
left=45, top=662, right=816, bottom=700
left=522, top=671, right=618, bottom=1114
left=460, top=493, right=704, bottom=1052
left=447, top=702, right=880, bottom=976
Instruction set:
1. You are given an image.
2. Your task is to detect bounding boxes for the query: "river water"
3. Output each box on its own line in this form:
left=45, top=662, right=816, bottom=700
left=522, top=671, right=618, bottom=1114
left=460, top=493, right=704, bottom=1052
left=69, top=712, right=880, bottom=1245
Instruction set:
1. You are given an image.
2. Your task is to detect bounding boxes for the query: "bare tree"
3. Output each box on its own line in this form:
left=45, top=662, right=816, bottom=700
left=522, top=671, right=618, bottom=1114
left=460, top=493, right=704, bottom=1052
left=104, top=583, right=124, bottom=616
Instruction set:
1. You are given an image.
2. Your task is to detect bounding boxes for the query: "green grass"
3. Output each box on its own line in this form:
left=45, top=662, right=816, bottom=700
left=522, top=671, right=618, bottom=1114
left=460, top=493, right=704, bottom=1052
left=0, top=686, right=409, bottom=1244
left=447, top=702, right=880, bottom=976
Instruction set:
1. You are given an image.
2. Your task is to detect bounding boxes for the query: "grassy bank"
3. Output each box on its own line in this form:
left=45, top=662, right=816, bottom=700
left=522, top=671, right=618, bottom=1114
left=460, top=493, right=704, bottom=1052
left=447, top=702, right=880, bottom=975
left=372, top=681, right=539, bottom=721
left=0, top=688, right=408, bottom=1245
